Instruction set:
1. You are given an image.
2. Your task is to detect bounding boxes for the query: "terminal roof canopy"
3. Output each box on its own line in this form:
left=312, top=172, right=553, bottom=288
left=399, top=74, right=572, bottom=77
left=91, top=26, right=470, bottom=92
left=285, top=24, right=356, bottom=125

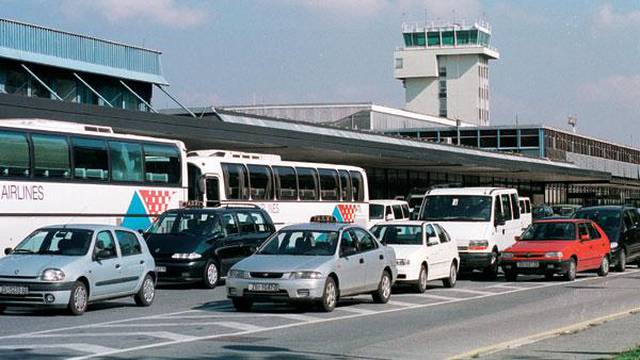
left=0, top=18, right=168, bottom=85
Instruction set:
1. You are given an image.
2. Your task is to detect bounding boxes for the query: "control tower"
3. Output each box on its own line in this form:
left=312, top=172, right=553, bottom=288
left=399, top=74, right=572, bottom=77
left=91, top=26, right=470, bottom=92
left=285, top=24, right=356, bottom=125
left=394, top=20, right=499, bottom=126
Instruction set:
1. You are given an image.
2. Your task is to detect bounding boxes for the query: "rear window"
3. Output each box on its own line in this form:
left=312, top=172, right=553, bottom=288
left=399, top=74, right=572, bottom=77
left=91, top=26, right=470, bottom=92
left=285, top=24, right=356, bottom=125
left=371, top=225, right=422, bottom=245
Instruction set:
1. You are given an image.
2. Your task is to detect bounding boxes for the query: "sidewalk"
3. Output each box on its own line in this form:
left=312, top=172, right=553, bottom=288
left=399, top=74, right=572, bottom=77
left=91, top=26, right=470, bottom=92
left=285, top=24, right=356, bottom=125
left=486, top=312, right=640, bottom=359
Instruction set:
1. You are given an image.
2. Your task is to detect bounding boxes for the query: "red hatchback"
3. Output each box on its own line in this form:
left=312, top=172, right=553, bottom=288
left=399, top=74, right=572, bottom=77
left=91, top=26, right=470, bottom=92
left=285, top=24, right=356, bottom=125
left=500, top=219, right=610, bottom=281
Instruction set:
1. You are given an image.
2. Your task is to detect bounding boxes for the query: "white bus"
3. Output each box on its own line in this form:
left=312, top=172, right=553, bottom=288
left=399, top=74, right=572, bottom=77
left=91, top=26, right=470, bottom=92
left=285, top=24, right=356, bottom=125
left=0, top=119, right=188, bottom=251
left=186, top=150, right=369, bottom=228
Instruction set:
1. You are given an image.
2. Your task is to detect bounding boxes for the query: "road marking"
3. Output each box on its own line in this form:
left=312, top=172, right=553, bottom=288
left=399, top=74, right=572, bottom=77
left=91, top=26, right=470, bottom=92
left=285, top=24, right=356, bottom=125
left=274, top=313, right=319, bottom=322
left=448, top=305, right=640, bottom=359
left=417, top=293, right=460, bottom=301
left=0, top=343, right=116, bottom=354
left=388, top=300, right=419, bottom=307
left=439, top=288, right=494, bottom=295
left=17, top=331, right=198, bottom=342
left=4, top=269, right=637, bottom=360
left=216, top=321, right=265, bottom=332
left=336, top=306, right=376, bottom=314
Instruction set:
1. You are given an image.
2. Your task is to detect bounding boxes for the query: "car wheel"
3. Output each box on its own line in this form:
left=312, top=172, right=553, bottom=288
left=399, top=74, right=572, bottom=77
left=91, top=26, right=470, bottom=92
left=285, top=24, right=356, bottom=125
left=504, top=270, right=518, bottom=282
left=232, top=298, right=253, bottom=312
left=614, top=250, right=626, bottom=272
left=414, top=265, right=428, bottom=293
left=202, top=260, right=219, bottom=289
left=563, top=258, right=577, bottom=281
left=372, top=271, right=392, bottom=304
left=482, top=251, right=499, bottom=280
left=442, top=262, right=458, bottom=288
left=319, top=277, right=338, bottom=312
left=134, top=274, right=156, bottom=306
left=68, top=281, right=88, bottom=316
left=597, top=256, right=610, bottom=277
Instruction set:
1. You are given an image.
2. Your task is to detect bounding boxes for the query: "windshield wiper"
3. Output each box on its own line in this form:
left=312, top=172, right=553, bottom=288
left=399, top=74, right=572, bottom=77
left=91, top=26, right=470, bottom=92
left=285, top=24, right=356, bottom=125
left=11, top=249, right=34, bottom=254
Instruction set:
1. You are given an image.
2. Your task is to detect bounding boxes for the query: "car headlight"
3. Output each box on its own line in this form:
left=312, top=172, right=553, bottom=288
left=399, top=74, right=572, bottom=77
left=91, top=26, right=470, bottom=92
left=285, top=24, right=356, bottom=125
left=228, top=270, right=250, bottom=279
left=42, top=268, right=65, bottom=281
left=468, top=240, right=489, bottom=250
left=396, top=258, right=411, bottom=266
left=171, top=252, right=202, bottom=260
left=544, top=251, right=563, bottom=258
left=289, top=271, right=323, bottom=280
left=611, top=242, right=619, bottom=249
left=501, top=252, right=514, bottom=259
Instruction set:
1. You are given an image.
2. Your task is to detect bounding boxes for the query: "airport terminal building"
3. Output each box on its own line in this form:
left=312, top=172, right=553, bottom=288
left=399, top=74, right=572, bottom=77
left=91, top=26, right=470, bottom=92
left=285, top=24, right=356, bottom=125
left=0, top=17, right=635, bottom=206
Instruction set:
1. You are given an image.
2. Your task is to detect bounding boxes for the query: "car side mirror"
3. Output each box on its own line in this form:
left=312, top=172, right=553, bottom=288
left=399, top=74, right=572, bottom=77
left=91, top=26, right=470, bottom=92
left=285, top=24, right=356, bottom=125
left=580, top=234, right=589, bottom=241
left=94, top=249, right=112, bottom=261
left=4, top=247, right=12, bottom=255
left=515, top=236, right=521, bottom=242
left=426, top=237, right=438, bottom=247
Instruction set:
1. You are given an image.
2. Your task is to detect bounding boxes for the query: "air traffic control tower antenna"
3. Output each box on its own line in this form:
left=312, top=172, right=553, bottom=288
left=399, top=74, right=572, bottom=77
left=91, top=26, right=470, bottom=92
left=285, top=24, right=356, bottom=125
left=394, top=20, right=499, bottom=126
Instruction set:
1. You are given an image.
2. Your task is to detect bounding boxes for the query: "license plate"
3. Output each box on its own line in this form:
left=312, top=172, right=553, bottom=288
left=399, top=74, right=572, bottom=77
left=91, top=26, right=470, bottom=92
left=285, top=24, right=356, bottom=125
left=248, top=283, right=279, bottom=292
left=0, top=285, right=28, bottom=295
left=517, top=261, right=539, bottom=268
left=155, top=266, right=166, bottom=273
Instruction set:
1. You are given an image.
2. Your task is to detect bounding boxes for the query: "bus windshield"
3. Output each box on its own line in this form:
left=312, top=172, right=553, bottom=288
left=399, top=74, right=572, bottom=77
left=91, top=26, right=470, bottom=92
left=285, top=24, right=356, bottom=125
left=420, top=195, right=492, bottom=222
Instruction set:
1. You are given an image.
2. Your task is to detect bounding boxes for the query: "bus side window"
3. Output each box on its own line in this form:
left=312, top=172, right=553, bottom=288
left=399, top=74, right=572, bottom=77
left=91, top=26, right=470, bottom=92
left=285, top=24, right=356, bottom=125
left=248, top=164, right=273, bottom=200
left=32, top=133, right=71, bottom=179
left=0, top=131, right=30, bottom=178
left=297, top=167, right=319, bottom=201
left=273, top=166, right=298, bottom=200
left=338, top=169, right=352, bottom=202
left=109, top=141, right=143, bottom=182
left=221, top=163, right=249, bottom=200
left=349, top=171, right=365, bottom=202
left=318, top=169, right=339, bottom=201
left=72, top=137, right=108, bottom=181
left=143, top=144, right=181, bottom=185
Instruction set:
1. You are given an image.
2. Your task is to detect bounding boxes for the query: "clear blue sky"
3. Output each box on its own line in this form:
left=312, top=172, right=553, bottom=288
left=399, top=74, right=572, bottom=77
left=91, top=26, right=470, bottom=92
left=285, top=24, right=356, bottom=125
left=3, top=0, right=639, bottom=145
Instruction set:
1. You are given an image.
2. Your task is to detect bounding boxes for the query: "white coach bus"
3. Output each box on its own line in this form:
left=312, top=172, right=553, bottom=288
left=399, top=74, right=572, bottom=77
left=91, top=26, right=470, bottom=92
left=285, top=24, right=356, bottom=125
left=0, top=119, right=187, bottom=250
left=186, top=150, right=369, bottom=228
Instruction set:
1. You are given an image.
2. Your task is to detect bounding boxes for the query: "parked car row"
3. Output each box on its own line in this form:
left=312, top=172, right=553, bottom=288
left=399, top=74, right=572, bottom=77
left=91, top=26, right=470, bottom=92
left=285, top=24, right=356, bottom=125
left=1, top=188, right=637, bottom=315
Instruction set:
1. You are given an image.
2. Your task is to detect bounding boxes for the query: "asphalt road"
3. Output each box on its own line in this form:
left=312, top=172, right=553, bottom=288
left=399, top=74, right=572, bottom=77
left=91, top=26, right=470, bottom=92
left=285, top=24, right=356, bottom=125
left=1, top=268, right=640, bottom=360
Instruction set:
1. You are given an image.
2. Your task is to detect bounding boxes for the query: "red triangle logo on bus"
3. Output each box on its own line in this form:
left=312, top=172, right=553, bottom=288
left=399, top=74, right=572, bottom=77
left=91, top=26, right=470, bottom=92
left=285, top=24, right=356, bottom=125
left=139, top=190, right=176, bottom=216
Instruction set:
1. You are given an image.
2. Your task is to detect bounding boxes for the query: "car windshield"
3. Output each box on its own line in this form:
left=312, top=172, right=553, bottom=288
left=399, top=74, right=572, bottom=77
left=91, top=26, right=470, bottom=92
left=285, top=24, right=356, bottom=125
left=13, top=229, right=93, bottom=256
left=371, top=225, right=422, bottom=245
left=258, top=230, right=338, bottom=256
left=574, top=209, right=620, bottom=241
left=148, top=212, right=220, bottom=237
left=420, top=195, right=492, bottom=222
left=521, top=222, right=576, bottom=241
left=369, top=204, right=384, bottom=220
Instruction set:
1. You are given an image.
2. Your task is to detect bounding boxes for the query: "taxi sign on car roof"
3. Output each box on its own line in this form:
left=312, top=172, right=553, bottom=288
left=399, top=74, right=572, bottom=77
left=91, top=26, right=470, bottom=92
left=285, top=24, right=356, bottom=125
left=310, top=215, right=337, bottom=223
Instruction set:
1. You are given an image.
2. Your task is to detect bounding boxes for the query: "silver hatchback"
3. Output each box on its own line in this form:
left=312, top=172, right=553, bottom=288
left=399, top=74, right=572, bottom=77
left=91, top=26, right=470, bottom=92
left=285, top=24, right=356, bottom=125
left=226, top=222, right=397, bottom=312
left=0, top=224, right=157, bottom=315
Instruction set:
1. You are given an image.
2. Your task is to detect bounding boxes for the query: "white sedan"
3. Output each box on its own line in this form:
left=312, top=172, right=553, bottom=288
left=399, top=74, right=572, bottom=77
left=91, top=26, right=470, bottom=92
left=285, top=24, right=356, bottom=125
left=371, top=221, right=459, bottom=293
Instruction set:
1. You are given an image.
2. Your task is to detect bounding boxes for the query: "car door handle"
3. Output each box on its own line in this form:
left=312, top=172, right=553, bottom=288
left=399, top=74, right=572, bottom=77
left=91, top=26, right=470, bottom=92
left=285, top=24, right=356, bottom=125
left=379, top=254, right=384, bottom=260
left=140, top=260, right=145, bottom=265
left=115, top=264, right=121, bottom=269
left=359, top=258, right=365, bottom=264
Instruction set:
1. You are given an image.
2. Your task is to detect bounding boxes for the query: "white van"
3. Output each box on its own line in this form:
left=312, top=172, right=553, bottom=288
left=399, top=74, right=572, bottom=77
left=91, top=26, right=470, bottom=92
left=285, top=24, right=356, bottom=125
left=369, top=200, right=411, bottom=227
left=418, top=187, right=522, bottom=279
left=518, top=197, right=533, bottom=231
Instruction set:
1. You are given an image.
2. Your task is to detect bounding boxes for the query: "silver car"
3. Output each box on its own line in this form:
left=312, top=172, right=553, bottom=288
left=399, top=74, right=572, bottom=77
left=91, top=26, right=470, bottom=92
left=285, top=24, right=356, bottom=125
left=226, top=222, right=397, bottom=312
left=0, top=224, right=157, bottom=315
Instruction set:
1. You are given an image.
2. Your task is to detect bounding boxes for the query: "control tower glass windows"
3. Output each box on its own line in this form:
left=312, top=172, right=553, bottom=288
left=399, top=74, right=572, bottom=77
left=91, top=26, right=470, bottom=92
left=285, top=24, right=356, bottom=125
left=479, top=31, right=490, bottom=46
left=412, top=32, right=426, bottom=46
left=427, top=32, right=440, bottom=46
left=456, top=30, right=470, bottom=45
left=403, top=33, right=413, bottom=46
left=469, top=30, right=478, bottom=44
left=442, top=31, right=454, bottom=46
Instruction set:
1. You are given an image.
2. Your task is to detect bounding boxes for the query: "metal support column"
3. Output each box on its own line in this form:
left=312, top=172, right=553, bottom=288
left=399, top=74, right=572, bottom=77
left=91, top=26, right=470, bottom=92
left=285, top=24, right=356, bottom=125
left=21, top=64, right=63, bottom=101
left=119, top=80, right=157, bottom=113
left=154, top=84, right=197, bottom=118
left=73, top=73, right=113, bottom=107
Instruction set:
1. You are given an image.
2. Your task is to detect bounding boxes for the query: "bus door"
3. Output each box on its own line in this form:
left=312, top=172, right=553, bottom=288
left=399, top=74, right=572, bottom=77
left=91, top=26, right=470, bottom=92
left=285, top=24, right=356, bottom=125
left=204, top=176, right=221, bottom=207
